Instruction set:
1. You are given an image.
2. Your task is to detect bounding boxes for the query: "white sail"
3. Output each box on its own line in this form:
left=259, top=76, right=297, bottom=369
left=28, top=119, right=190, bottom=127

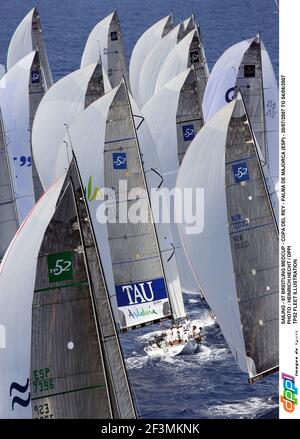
left=138, top=22, right=184, bottom=108
left=129, top=15, right=173, bottom=106
left=32, top=63, right=110, bottom=191
left=156, top=27, right=209, bottom=94
left=202, top=38, right=252, bottom=123
left=7, top=7, right=53, bottom=89
left=81, top=11, right=128, bottom=88
left=54, top=85, right=185, bottom=324
left=0, top=51, right=36, bottom=223
left=176, top=96, right=279, bottom=379
left=0, top=175, right=65, bottom=419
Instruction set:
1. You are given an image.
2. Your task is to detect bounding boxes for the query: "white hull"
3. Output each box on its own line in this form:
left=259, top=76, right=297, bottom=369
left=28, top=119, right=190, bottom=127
left=144, top=339, right=199, bottom=357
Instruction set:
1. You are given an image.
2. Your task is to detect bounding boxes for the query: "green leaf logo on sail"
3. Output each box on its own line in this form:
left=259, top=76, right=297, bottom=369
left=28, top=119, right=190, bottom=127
left=85, top=175, right=102, bottom=202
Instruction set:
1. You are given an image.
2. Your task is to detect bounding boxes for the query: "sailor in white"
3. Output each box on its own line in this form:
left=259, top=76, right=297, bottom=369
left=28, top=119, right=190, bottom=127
left=166, top=327, right=173, bottom=346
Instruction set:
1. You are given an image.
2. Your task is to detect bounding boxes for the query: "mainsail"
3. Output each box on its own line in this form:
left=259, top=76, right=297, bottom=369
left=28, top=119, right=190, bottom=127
left=7, top=7, right=53, bottom=89
left=143, top=69, right=202, bottom=293
left=176, top=95, right=279, bottom=381
left=0, top=107, right=18, bottom=260
left=31, top=159, right=136, bottom=418
left=81, top=11, right=129, bottom=89
left=129, top=15, right=174, bottom=105
left=32, top=62, right=109, bottom=190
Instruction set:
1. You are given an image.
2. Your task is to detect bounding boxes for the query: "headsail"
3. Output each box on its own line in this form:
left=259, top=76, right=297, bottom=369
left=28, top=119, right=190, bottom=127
left=129, top=15, right=174, bottom=105
left=32, top=63, right=109, bottom=191
left=31, top=159, right=136, bottom=418
left=7, top=7, right=53, bottom=89
left=0, top=51, right=36, bottom=223
left=81, top=11, right=129, bottom=89
left=176, top=96, right=279, bottom=381
left=0, top=107, right=18, bottom=260
left=138, top=22, right=185, bottom=108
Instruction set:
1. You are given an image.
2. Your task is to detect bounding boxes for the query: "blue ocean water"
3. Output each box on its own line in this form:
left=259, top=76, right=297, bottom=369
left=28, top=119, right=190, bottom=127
left=0, top=0, right=279, bottom=419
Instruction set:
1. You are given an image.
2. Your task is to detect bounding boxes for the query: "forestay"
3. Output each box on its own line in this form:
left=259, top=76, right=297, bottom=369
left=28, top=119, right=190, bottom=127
left=176, top=96, right=279, bottom=381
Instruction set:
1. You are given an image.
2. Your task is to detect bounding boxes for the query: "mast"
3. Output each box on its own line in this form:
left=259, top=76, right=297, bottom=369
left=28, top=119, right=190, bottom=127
left=30, top=159, right=136, bottom=418
left=0, top=107, right=19, bottom=260
left=224, top=96, right=279, bottom=381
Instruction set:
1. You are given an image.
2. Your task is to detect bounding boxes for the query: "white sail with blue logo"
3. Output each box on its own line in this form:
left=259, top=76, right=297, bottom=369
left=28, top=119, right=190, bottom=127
left=81, top=11, right=129, bottom=89
left=176, top=95, right=279, bottom=382
left=137, top=22, right=185, bottom=108
left=155, top=26, right=209, bottom=96
left=143, top=69, right=203, bottom=293
left=202, top=35, right=279, bottom=192
left=53, top=83, right=185, bottom=330
left=32, top=62, right=110, bottom=191
left=0, top=176, right=65, bottom=418
left=0, top=51, right=36, bottom=224
left=7, top=7, right=53, bottom=89
left=129, top=15, right=174, bottom=107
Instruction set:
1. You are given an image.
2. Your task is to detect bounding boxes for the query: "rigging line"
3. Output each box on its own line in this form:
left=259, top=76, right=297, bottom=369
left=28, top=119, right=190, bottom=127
left=132, top=115, right=144, bottom=131
left=149, top=167, right=164, bottom=190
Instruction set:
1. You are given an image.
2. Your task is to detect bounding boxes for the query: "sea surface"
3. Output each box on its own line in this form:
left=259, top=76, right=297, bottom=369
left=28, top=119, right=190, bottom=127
left=0, top=0, right=279, bottom=419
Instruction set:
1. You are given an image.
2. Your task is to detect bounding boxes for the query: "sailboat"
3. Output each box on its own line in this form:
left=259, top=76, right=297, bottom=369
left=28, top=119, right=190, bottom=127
left=0, top=159, right=136, bottom=418
left=202, top=35, right=279, bottom=192
left=7, top=7, right=53, bottom=89
left=81, top=11, right=129, bottom=89
left=129, top=14, right=174, bottom=106
left=176, top=94, right=279, bottom=382
left=32, top=62, right=110, bottom=190
left=45, top=82, right=186, bottom=332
